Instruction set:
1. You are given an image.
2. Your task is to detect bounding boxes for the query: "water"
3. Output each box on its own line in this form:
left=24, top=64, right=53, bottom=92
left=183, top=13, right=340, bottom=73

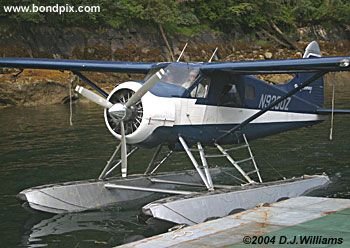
left=1, top=83, right=350, bottom=247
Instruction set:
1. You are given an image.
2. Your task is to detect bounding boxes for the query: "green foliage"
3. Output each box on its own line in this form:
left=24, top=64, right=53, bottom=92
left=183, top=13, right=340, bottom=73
left=291, top=0, right=350, bottom=26
left=0, top=0, right=349, bottom=35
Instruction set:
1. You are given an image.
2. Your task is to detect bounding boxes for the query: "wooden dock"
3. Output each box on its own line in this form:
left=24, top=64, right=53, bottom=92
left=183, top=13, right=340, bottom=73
left=118, top=196, right=350, bottom=247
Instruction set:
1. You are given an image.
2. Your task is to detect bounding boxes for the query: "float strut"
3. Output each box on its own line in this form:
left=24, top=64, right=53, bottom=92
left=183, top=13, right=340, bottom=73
left=178, top=136, right=213, bottom=190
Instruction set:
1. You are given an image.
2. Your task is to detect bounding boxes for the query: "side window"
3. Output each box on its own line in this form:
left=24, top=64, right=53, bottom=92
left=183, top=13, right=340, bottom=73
left=245, top=84, right=256, bottom=100
left=190, top=77, right=210, bottom=98
left=219, top=83, right=242, bottom=107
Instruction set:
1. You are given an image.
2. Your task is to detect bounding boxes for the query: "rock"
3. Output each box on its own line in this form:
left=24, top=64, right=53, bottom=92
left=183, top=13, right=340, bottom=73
left=141, top=47, right=150, bottom=54
left=264, top=52, right=273, bottom=59
left=52, top=54, right=61, bottom=59
left=0, top=69, right=75, bottom=107
left=295, top=51, right=302, bottom=57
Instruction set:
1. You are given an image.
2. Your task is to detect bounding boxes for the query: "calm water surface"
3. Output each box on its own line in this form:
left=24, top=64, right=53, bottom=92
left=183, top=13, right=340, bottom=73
left=1, top=81, right=350, bottom=247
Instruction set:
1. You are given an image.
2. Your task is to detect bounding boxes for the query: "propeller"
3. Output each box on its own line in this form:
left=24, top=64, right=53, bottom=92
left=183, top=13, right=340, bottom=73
left=75, top=86, right=113, bottom=109
left=74, top=68, right=167, bottom=177
left=120, top=121, right=127, bottom=177
left=125, top=68, right=165, bottom=108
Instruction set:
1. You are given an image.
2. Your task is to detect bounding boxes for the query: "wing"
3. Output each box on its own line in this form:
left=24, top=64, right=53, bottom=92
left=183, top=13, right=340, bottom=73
left=0, top=57, right=168, bottom=74
left=200, top=56, right=350, bottom=74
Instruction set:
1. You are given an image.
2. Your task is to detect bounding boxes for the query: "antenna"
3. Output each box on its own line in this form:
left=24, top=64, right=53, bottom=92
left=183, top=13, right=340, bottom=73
left=208, top=47, right=218, bottom=62
left=176, top=43, right=188, bottom=62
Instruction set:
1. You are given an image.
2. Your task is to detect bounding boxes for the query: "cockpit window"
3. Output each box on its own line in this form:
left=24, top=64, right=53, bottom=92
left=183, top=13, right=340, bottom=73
left=144, top=63, right=200, bottom=90
left=161, top=64, right=200, bottom=89
left=219, top=83, right=242, bottom=107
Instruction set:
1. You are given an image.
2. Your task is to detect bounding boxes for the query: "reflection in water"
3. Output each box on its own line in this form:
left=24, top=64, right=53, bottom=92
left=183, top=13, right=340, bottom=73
left=0, top=74, right=350, bottom=247
left=21, top=206, right=156, bottom=248
left=0, top=103, right=185, bottom=248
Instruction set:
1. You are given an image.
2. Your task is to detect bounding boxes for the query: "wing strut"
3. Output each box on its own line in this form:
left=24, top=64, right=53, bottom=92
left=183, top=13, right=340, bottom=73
left=72, top=71, right=108, bottom=98
left=215, top=71, right=326, bottom=143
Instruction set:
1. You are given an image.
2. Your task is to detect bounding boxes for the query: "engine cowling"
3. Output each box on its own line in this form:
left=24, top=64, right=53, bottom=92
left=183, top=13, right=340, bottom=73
left=104, top=81, right=176, bottom=146
left=105, top=88, right=143, bottom=136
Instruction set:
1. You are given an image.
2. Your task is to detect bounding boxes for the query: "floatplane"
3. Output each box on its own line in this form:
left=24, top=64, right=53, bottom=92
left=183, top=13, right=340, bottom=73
left=2, top=41, right=350, bottom=224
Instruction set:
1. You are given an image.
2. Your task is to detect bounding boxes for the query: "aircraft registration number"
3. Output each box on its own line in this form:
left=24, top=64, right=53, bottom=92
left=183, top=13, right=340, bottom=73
left=258, top=94, right=291, bottom=111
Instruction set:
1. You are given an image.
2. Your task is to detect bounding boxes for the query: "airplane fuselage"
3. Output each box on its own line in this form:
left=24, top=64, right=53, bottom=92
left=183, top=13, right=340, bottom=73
left=104, top=66, right=326, bottom=148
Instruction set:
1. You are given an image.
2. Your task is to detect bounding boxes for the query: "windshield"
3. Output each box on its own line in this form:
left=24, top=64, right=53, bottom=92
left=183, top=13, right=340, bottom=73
left=162, top=64, right=200, bottom=89
left=145, top=63, right=200, bottom=90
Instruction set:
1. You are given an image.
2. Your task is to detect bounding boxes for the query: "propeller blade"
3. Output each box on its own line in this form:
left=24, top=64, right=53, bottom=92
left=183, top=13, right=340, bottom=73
left=125, top=68, right=166, bottom=108
left=120, top=121, right=128, bottom=178
left=75, top=85, right=113, bottom=109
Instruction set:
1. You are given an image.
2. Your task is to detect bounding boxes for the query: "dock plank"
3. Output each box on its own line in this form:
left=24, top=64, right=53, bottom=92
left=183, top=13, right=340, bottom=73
left=118, top=197, right=350, bottom=248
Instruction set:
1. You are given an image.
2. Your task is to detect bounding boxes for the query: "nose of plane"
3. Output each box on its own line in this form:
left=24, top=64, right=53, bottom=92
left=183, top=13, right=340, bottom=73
left=104, top=81, right=176, bottom=146
left=104, top=83, right=144, bottom=138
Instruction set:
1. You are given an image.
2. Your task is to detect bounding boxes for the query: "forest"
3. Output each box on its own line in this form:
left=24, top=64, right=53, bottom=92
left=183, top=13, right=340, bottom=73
left=1, top=0, right=349, bottom=36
